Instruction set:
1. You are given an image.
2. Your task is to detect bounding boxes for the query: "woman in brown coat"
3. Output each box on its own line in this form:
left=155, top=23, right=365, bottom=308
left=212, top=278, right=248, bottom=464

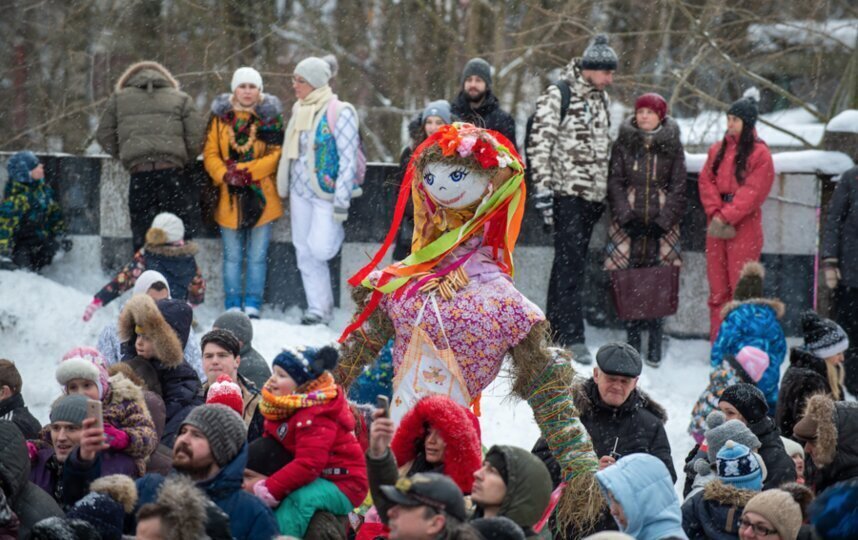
left=605, top=93, right=686, bottom=367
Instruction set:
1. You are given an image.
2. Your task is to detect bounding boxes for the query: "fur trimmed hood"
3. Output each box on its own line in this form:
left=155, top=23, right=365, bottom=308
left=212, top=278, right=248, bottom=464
left=117, top=295, right=184, bottom=367
left=143, top=241, right=199, bottom=258
left=390, top=395, right=483, bottom=494
left=616, top=116, right=683, bottom=157
left=89, top=474, right=138, bottom=513
left=720, top=297, right=785, bottom=320
left=702, top=480, right=757, bottom=507
left=574, top=378, right=669, bottom=423
left=155, top=475, right=209, bottom=540
left=801, top=394, right=839, bottom=467
left=210, top=92, right=284, bottom=123
left=116, top=61, right=179, bottom=92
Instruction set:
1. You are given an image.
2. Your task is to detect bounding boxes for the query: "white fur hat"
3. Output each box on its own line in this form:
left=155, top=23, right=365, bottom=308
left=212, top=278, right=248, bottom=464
left=231, top=67, right=263, bottom=92
left=146, top=212, right=184, bottom=245
left=56, top=358, right=100, bottom=392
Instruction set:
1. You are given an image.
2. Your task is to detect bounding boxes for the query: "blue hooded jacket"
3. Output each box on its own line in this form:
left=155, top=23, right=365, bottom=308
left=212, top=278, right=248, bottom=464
left=710, top=299, right=786, bottom=412
left=596, top=453, right=688, bottom=540
left=135, top=443, right=278, bottom=540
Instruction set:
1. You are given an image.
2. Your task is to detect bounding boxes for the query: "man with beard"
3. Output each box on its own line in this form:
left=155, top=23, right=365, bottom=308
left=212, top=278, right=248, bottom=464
left=133, top=403, right=278, bottom=540
left=450, top=58, right=517, bottom=147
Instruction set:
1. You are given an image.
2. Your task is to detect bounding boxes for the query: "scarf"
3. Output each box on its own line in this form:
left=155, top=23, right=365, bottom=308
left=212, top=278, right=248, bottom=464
left=284, top=85, right=334, bottom=160
left=259, top=372, right=338, bottom=421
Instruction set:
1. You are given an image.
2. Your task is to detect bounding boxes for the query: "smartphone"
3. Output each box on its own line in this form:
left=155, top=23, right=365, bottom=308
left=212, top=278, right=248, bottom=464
left=86, top=398, right=103, bottom=431
left=376, top=395, right=390, bottom=418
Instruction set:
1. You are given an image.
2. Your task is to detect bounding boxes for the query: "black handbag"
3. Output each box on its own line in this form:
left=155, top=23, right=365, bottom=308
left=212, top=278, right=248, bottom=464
left=229, top=185, right=265, bottom=229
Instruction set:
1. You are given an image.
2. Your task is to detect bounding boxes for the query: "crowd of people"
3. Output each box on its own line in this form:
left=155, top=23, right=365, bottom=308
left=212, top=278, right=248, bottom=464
left=1, top=32, right=857, bottom=540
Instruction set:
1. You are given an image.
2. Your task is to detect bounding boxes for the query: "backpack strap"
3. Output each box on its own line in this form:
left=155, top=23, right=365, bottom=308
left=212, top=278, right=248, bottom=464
left=553, top=79, right=572, bottom=123
left=325, top=98, right=341, bottom=134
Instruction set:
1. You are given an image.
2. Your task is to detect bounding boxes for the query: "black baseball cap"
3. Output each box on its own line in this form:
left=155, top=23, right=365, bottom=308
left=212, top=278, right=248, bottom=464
left=595, top=342, right=642, bottom=377
left=380, top=473, right=466, bottom=522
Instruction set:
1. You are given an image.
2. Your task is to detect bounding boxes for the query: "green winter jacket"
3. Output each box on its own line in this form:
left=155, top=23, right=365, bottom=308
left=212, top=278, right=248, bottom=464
left=0, top=177, right=64, bottom=257
left=96, top=61, right=205, bottom=170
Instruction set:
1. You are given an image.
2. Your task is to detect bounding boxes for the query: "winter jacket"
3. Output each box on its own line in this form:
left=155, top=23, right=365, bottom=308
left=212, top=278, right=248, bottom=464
left=94, top=243, right=205, bottom=306
left=30, top=447, right=138, bottom=510
left=799, top=395, right=858, bottom=493
left=0, top=175, right=64, bottom=258
left=390, top=395, right=482, bottom=494
left=203, top=93, right=284, bottom=230
left=0, top=421, right=63, bottom=538
left=776, top=348, right=832, bottom=439
left=681, top=480, right=756, bottom=540
left=450, top=91, right=516, bottom=148
left=0, top=392, right=42, bottom=440
left=262, top=389, right=368, bottom=507
left=747, top=416, right=796, bottom=489
left=689, top=357, right=752, bottom=440
left=0, top=490, right=18, bottom=540
left=595, top=453, right=687, bottom=540
left=822, top=166, right=858, bottom=287
left=698, top=133, right=775, bottom=227
left=200, top=373, right=263, bottom=441
left=135, top=444, right=279, bottom=540
left=101, top=372, right=159, bottom=475
left=212, top=311, right=272, bottom=389
left=574, top=378, right=676, bottom=482
left=96, top=61, right=204, bottom=170
left=527, top=58, right=612, bottom=203
left=710, top=298, right=787, bottom=412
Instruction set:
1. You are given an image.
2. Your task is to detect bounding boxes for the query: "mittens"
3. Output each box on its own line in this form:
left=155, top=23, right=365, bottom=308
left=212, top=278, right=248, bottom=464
left=253, top=480, right=280, bottom=508
left=103, top=424, right=130, bottom=451
left=707, top=218, right=737, bottom=239
left=82, top=298, right=103, bottom=322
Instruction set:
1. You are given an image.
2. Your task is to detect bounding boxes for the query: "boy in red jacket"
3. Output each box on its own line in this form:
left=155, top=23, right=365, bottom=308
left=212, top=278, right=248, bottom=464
left=252, top=346, right=368, bottom=537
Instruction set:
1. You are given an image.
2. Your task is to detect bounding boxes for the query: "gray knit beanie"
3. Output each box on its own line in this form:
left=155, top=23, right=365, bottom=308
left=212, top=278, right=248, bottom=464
left=181, top=404, right=247, bottom=467
left=462, top=58, right=492, bottom=88
left=50, top=394, right=89, bottom=426
left=422, top=100, right=452, bottom=125
left=581, top=34, right=619, bottom=71
left=294, top=55, right=337, bottom=89
left=213, top=310, right=253, bottom=346
left=705, top=411, right=761, bottom=463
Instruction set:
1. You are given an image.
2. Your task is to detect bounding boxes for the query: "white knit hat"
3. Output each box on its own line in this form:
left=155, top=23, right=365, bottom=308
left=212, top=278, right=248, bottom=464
left=294, top=56, right=337, bottom=89
left=132, top=270, right=171, bottom=298
left=146, top=213, right=184, bottom=245
left=231, top=67, right=263, bottom=92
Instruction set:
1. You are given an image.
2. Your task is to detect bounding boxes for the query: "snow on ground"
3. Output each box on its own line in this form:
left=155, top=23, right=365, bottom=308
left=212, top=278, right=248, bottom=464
left=1, top=262, right=723, bottom=491
left=827, top=109, right=858, bottom=133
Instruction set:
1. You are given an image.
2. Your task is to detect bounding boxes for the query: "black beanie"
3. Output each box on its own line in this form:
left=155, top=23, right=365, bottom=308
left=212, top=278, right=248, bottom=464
left=728, top=89, right=760, bottom=128
left=247, top=436, right=293, bottom=476
left=581, top=34, right=619, bottom=71
left=462, top=58, right=492, bottom=88
left=201, top=328, right=241, bottom=357
left=719, top=383, right=768, bottom=424
left=485, top=448, right=509, bottom=486
left=801, top=310, right=849, bottom=359
left=733, top=261, right=765, bottom=302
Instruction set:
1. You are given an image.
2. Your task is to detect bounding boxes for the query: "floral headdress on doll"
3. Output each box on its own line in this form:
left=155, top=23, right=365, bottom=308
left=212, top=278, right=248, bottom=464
left=340, top=123, right=525, bottom=340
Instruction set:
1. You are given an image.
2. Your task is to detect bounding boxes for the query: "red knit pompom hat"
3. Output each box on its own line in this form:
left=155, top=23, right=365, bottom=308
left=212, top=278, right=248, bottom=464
left=635, top=93, right=668, bottom=120
left=206, top=374, right=243, bottom=416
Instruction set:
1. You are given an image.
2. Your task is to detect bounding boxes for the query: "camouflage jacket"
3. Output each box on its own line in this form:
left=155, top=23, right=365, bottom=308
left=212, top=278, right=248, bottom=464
left=527, top=58, right=612, bottom=202
left=0, top=178, right=64, bottom=257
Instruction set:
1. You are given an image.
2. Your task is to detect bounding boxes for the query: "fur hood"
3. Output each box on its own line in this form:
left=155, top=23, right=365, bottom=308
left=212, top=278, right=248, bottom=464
left=106, top=372, right=147, bottom=409
left=390, top=395, right=483, bottom=494
left=574, top=378, right=669, bottom=423
left=210, top=92, right=283, bottom=123
left=616, top=116, right=683, bottom=157
left=788, top=347, right=826, bottom=378
left=802, top=394, right=839, bottom=467
left=89, top=474, right=138, bottom=513
left=143, top=241, right=199, bottom=258
left=155, top=476, right=209, bottom=540
left=117, top=295, right=184, bottom=367
left=116, top=60, right=179, bottom=92
left=720, top=297, right=786, bottom=320
left=702, top=480, right=757, bottom=507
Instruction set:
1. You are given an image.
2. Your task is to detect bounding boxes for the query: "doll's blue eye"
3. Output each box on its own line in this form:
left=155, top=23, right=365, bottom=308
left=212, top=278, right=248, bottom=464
left=425, top=172, right=435, bottom=186
left=449, top=169, right=469, bottom=183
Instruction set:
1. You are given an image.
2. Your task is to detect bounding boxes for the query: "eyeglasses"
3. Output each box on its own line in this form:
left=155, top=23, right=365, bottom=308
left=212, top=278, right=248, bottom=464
left=740, top=517, right=777, bottom=537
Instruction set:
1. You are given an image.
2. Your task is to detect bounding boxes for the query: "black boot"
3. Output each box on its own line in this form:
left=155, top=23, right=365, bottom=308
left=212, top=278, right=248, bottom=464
left=626, top=321, right=642, bottom=356
left=646, top=319, right=664, bottom=368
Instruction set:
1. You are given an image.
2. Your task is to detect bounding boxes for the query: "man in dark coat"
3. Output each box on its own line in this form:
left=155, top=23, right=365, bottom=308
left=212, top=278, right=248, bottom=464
left=0, top=359, right=41, bottom=439
left=821, top=165, right=858, bottom=396
left=718, top=383, right=796, bottom=489
left=450, top=58, right=516, bottom=147
left=96, top=61, right=205, bottom=251
left=134, top=404, right=278, bottom=540
left=0, top=420, right=63, bottom=538
left=794, top=393, right=858, bottom=493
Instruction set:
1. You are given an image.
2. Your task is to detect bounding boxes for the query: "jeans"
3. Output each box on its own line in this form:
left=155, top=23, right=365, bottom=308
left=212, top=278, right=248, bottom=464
left=220, top=224, right=272, bottom=310
left=546, top=195, right=605, bottom=346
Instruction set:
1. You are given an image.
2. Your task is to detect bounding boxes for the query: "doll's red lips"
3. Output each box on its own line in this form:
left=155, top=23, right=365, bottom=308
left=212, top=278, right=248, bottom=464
left=434, top=191, right=465, bottom=205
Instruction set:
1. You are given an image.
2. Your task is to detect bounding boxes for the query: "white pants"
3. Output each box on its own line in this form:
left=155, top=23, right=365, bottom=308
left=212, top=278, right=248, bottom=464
left=290, top=192, right=345, bottom=317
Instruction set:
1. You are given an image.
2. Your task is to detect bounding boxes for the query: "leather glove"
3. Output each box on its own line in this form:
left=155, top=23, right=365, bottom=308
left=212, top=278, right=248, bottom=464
left=83, top=298, right=103, bottom=322
left=0, top=255, right=15, bottom=271
left=253, top=480, right=280, bottom=508
left=622, top=218, right=646, bottom=239
left=104, top=424, right=130, bottom=451
left=707, top=217, right=737, bottom=239
left=822, top=259, right=840, bottom=289
left=333, top=205, right=349, bottom=223
left=60, top=237, right=73, bottom=252
left=533, top=192, right=554, bottom=231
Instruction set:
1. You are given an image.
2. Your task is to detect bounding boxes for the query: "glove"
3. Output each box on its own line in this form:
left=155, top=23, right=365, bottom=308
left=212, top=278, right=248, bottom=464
left=223, top=163, right=253, bottom=187
left=822, top=259, right=840, bottom=289
left=82, top=298, right=103, bottom=322
left=253, top=480, right=280, bottom=508
left=26, top=441, right=38, bottom=462
left=60, top=237, right=73, bottom=253
left=533, top=192, right=554, bottom=230
left=333, top=205, right=349, bottom=223
left=622, top=218, right=646, bottom=239
left=103, top=424, right=130, bottom=451
left=706, top=217, right=737, bottom=239
left=0, top=255, right=15, bottom=271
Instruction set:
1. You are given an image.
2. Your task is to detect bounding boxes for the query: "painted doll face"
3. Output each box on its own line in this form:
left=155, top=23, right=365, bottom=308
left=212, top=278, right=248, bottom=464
left=422, top=162, right=490, bottom=209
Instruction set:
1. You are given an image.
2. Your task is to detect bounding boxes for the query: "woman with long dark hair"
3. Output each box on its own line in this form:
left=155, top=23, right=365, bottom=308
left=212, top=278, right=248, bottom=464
left=699, top=90, right=775, bottom=341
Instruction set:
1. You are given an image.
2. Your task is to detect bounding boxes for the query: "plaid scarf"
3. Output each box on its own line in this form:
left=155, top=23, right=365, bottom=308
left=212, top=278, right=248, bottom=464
left=259, top=372, right=338, bottom=421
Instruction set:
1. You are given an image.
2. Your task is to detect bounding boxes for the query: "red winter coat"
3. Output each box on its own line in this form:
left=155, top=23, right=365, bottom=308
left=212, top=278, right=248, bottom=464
left=390, top=395, right=482, bottom=494
left=698, top=133, right=774, bottom=227
left=263, top=390, right=368, bottom=506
